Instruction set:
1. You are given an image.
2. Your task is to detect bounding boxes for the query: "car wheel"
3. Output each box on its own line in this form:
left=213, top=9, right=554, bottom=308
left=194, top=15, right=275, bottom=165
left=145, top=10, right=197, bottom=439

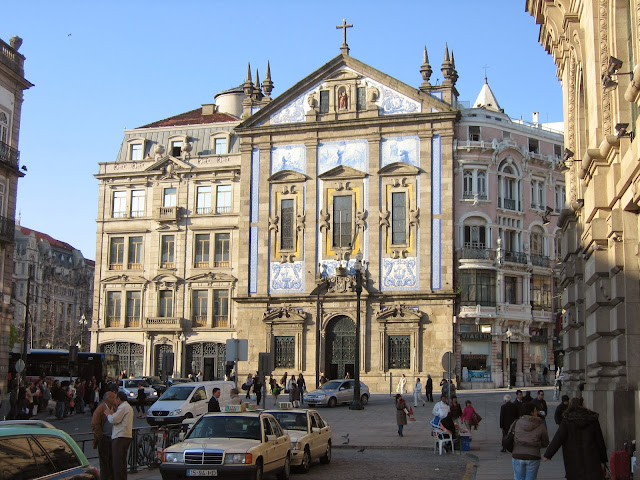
left=184, top=413, right=193, bottom=419
left=360, top=394, right=369, bottom=405
left=320, top=442, right=331, bottom=464
left=299, top=448, right=311, bottom=473
left=327, top=397, right=337, bottom=408
left=254, top=459, right=263, bottom=480
left=277, top=454, right=290, bottom=480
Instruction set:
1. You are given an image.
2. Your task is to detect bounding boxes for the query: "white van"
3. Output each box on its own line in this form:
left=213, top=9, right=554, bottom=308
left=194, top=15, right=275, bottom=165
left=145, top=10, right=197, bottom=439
left=146, top=381, right=234, bottom=426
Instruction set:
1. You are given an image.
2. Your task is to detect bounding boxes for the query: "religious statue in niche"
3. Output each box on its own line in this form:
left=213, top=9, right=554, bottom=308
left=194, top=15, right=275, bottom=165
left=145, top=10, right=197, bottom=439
left=338, top=89, right=348, bottom=110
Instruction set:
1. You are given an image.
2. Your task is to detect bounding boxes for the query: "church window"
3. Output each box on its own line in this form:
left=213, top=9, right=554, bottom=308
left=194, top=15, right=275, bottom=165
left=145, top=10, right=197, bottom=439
left=109, top=237, right=124, bottom=270
left=112, top=191, right=127, bottom=218
left=460, top=270, right=496, bottom=306
left=106, top=292, right=122, bottom=327
left=163, top=187, right=176, bottom=207
left=216, top=185, right=232, bottom=214
left=129, top=143, right=143, bottom=161
left=319, top=90, right=329, bottom=114
left=333, top=195, right=352, bottom=248
left=159, top=290, right=173, bottom=317
left=391, top=192, right=406, bottom=245
left=469, top=126, right=480, bottom=141
left=130, top=190, right=145, bottom=217
left=171, top=140, right=183, bottom=157
left=213, top=289, right=229, bottom=327
left=128, top=236, right=143, bottom=269
left=214, top=233, right=230, bottom=267
left=126, top=291, right=141, bottom=327
left=274, top=336, right=295, bottom=368
left=194, top=234, right=210, bottom=268
left=388, top=335, right=410, bottom=369
left=528, top=138, right=539, bottom=154
left=214, top=138, right=227, bottom=155
left=280, top=199, right=295, bottom=251
left=161, top=235, right=175, bottom=268
left=196, top=186, right=212, bottom=214
left=356, top=87, right=366, bottom=110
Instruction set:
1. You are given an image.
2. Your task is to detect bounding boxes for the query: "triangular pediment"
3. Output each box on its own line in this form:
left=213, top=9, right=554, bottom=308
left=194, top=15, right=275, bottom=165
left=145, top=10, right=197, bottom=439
left=101, top=274, right=148, bottom=284
left=378, top=162, right=421, bottom=176
left=145, top=156, right=191, bottom=172
left=318, top=165, right=367, bottom=180
left=268, top=170, right=309, bottom=184
left=186, top=272, right=237, bottom=283
left=238, top=54, right=452, bottom=129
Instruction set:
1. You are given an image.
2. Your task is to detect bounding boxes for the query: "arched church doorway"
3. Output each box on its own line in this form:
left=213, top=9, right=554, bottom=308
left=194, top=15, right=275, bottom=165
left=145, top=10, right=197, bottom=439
left=325, top=315, right=356, bottom=380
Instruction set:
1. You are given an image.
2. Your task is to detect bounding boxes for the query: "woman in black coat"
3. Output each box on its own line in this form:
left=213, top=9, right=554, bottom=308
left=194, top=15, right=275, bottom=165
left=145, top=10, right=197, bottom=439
left=543, top=398, right=608, bottom=480
left=425, top=374, right=433, bottom=402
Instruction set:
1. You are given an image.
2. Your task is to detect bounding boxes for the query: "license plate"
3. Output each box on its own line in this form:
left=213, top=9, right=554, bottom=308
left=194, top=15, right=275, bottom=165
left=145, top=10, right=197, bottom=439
left=187, top=469, right=217, bottom=476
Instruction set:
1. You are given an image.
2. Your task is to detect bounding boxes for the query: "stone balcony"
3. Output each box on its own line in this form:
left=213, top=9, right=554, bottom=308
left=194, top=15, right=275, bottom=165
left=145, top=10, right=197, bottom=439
left=144, top=316, right=185, bottom=330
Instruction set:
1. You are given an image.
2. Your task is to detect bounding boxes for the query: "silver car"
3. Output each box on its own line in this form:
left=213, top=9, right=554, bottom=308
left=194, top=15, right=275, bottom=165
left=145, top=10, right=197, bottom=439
left=303, top=379, right=369, bottom=407
left=118, top=378, right=158, bottom=404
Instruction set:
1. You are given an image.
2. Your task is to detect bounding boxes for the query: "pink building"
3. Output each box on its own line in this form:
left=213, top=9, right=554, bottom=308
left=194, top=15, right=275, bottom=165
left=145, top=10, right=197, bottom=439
left=454, top=79, right=565, bottom=389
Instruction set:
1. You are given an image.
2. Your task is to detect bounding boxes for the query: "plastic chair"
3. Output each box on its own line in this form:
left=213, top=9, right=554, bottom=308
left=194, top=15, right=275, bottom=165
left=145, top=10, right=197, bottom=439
left=432, top=426, right=455, bottom=455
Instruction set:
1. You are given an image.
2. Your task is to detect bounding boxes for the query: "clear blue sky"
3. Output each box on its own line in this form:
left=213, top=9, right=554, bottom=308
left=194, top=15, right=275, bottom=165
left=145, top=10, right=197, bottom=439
left=3, top=1, right=561, bottom=261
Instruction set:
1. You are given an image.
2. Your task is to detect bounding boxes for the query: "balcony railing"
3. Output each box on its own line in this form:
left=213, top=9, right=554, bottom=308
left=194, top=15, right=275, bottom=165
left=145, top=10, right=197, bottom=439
left=459, top=247, right=494, bottom=260
left=192, top=315, right=207, bottom=327
left=213, top=261, right=230, bottom=267
left=196, top=207, right=212, bottom=214
left=194, top=261, right=209, bottom=268
left=110, top=264, right=124, bottom=270
left=144, top=317, right=183, bottom=329
left=216, top=206, right=231, bottom=214
left=127, top=316, right=141, bottom=328
left=105, top=317, right=120, bottom=327
left=504, top=251, right=528, bottom=264
left=128, top=263, right=143, bottom=270
left=158, top=206, right=178, bottom=220
left=530, top=255, right=549, bottom=267
left=463, top=191, right=474, bottom=199
left=0, top=141, right=19, bottom=170
left=160, top=262, right=175, bottom=269
left=503, top=198, right=517, bottom=210
left=213, top=315, right=229, bottom=328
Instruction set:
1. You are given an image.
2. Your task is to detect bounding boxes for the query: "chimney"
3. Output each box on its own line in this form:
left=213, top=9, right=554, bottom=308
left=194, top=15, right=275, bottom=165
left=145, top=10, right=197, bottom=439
left=532, top=111, right=539, bottom=124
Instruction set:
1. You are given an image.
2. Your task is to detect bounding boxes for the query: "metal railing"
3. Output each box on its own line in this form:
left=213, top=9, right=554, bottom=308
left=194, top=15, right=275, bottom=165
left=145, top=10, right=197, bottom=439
left=504, top=251, right=528, bottom=264
left=502, top=198, right=517, bottom=210
left=530, top=254, right=549, bottom=267
left=0, top=141, right=19, bottom=169
left=458, top=247, right=494, bottom=260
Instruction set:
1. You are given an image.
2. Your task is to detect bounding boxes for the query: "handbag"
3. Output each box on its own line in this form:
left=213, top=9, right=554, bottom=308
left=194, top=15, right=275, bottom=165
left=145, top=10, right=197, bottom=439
left=471, top=411, right=482, bottom=426
left=502, top=420, right=517, bottom=452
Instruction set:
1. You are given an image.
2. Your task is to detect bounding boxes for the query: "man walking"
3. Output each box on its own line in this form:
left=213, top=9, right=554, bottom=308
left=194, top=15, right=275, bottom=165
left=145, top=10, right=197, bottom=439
left=208, top=388, right=221, bottom=412
left=499, top=394, right=520, bottom=452
left=530, top=390, right=548, bottom=428
left=92, top=391, right=116, bottom=480
left=105, top=391, right=133, bottom=480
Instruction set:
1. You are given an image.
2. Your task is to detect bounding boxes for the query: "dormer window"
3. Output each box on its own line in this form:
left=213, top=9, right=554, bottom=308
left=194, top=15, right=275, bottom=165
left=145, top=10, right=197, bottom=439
left=129, top=143, right=143, bottom=161
left=214, top=138, right=227, bottom=155
left=171, top=140, right=183, bottom=157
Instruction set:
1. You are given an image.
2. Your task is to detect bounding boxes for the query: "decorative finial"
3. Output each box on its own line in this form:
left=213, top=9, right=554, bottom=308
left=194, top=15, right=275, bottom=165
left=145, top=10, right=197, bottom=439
left=243, top=62, right=254, bottom=97
left=450, top=51, right=458, bottom=85
left=441, top=43, right=454, bottom=86
left=254, top=68, right=263, bottom=100
left=262, top=60, right=274, bottom=99
left=420, top=45, right=433, bottom=91
left=9, top=36, right=23, bottom=51
left=336, top=18, right=353, bottom=55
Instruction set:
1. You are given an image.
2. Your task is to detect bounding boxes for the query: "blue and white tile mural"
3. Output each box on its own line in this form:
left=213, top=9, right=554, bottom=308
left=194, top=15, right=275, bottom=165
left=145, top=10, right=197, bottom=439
left=431, top=219, right=441, bottom=290
left=271, top=145, right=306, bottom=175
left=381, top=136, right=419, bottom=167
left=318, top=139, right=368, bottom=174
left=318, top=259, right=363, bottom=278
left=365, top=77, right=421, bottom=116
left=270, top=84, right=317, bottom=125
left=270, top=261, right=304, bottom=293
left=381, top=257, right=419, bottom=290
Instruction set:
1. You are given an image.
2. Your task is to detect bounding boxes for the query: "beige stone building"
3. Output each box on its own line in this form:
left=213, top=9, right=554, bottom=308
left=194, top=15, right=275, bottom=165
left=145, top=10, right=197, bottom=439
left=0, top=36, right=31, bottom=392
left=91, top=41, right=459, bottom=392
left=527, top=0, right=640, bottom=450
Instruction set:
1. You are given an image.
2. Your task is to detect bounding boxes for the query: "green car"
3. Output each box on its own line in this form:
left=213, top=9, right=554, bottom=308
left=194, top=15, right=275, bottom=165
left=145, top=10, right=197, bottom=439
left=0, top=421, right=99, bottom=480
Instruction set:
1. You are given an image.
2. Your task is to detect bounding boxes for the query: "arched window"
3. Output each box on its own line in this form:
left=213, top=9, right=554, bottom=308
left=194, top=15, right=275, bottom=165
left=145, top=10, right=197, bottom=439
left=498, top=160, right=521, bottom=211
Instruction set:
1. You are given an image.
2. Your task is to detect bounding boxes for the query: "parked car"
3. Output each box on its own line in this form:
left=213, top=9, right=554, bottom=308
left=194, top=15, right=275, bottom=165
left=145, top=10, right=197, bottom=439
left=141, top=375, right=168, bottom=395
left=118, top=378, right=158, bottom=404
left=303, top=379, right=369, bottom=407
left=160, top=410, right=291, bottom=480
left=0, top=421, right=99, bottom=480
left=266, top=408, right=332, bottom=473
left=166, top=377, right=193, bottom=386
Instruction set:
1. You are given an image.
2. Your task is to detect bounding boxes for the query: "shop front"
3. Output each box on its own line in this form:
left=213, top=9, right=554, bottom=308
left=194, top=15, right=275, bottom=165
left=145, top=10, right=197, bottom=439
left=459, top=331, right=492, bottom=388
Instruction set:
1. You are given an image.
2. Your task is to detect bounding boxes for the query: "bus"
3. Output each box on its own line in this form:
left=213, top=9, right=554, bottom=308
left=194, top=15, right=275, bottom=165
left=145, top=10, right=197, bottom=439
left=9, top=349, right=120, bottom=384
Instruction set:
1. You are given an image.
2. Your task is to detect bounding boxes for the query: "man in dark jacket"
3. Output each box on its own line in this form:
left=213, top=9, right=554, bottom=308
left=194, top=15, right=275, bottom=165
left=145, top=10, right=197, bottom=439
left=208, top=388, right=221, bottom=412
left=499, top=394, right=520, bottom=452
left=554, top=395, right=570, bottom=425
left=530, top=390, right=548, bottom=427
left=425, top=375, right=433, bottom=402
left=544, top=398, right=608, bottom=480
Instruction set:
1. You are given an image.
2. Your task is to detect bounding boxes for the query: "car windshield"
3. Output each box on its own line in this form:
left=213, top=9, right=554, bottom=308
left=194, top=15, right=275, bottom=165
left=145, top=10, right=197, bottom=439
left=270, top=412, right=307, bottom=432
left=320, top=381, right=343, bottom=391
left=159, top=386, right=194, bottom=401
left=124, top=380, right=150, bottom=388
left=188, top=416, right=262, bottom=440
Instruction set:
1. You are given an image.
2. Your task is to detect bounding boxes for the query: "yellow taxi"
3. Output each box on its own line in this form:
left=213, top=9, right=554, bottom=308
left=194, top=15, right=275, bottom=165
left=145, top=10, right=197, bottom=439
left=160, top=407, right=291, bottom=480
left=265, top=407, right=332, bottom=473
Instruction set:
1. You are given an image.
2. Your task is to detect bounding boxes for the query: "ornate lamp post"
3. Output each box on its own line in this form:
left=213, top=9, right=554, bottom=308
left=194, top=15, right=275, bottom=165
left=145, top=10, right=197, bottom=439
left=78, top=314, right=88, bottom=351
left=350, top=251, right=364, bottom=411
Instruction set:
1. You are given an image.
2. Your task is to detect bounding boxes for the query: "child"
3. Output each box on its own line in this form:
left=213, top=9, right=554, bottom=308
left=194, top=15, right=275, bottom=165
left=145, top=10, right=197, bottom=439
left=461, top=400, right=478, bottom=430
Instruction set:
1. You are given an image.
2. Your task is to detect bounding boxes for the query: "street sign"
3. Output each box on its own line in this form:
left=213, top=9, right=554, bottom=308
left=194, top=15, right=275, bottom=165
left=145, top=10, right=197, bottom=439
left=441, top=351, right=456, bottom=372
left=225, top=339, right=248, bottom=362
left=15, top=359, right=25, bottom=373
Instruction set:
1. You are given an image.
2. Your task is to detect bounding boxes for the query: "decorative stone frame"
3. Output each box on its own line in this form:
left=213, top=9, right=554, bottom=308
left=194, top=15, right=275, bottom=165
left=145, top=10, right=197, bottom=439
left=268, top=170, right=307, bottom=263
left=185, top=272, right=237, bottom=329
left=375, top=303, right=423, bottom=371
left=263, top=306, right=307, bottom=372
left=151, top=273, right=180, bottom=318
left=100, top=274, right=149, bottom=328
left=126, top=137, right=148, bottom=161
left=209, top=132, right=232, bottom=155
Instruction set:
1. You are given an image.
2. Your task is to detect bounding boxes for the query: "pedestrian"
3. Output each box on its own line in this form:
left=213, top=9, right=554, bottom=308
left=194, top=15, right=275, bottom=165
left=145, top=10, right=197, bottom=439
left=196, top=371, right=203, bottom=382
left=514, top=389, right=524, bottom=416
left=395, top=394, right=408, bottom=437
left=530, top=390, right=548, bottom=428
left=319, top=372, right=328, bottom=385
left=8, top=383, right=18, bottom=420
left=425, top=374, right=433, bottom=402
left=396, top=373, right=407, bottom=394
left=297, top=374, right=306, bottom=405
left=449, top=395, right=462, bottom=420
left=554, top=395, right=570, bottom=425
left=105, top=391, right=134, bottom=480
left=523, top=391, right=533, bottom=403
left=208, top=388, right=221, bottom=412
left=461, top=400, right=478, bottom=431
left=290, top=383, right=300, bottom=407
left=92, top=391, right=116, bottom=480
left=230, top=388, right=242, bottom=405
left=41, top=380, right=51, bottom=414
left=542, top=366, right=549, bottom=385
left=253, top=373, right=262, bottom=406
left=280, top=372, right=288, bottom=392
left=92, top=384, right=101, bottom=414
left=52, top=381, right=65, bottom=420
left=271, top=383, right=281, bottom=404
left=511, top=403, right=549, bottom=480
left=286, top=375, right=295, bottom=402
left=244, top=373, right=253, bottom=399
left=543, top=398, right=608, bottom=480
left=499, top=394, right=520, bottom=452
left=439, top=411, right=459, bottom=446
left=24, top=382, right=33, bottom=417
left=345, top=372, right=351, bottom=379
left=413, top=377, right=425, bottom=407
left=135, top=382, right=146, bottom=418
left=431, top=394, right=450, bottom=426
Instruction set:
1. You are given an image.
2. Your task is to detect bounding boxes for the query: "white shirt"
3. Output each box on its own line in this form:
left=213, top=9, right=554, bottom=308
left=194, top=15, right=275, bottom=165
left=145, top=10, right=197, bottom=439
left=107, top=400, right=134, bottom=439
left=432, top=401, right=450, bottom=418
left=414, top=382, right=422, bottom=393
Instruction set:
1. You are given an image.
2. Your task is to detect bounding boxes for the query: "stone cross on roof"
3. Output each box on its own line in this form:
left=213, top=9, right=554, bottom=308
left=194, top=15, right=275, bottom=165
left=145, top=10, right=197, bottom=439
left=336, top=18, right=353, bottom=55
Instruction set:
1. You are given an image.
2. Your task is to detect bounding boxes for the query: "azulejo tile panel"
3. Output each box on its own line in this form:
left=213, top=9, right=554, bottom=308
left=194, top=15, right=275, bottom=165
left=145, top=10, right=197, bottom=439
left=249, top=226, right=259, bottom=294
left=381, top=257, right=419, bottom=290
left=270, top=84, right=317, bottom=125
left=431, top=219, right=441, bottom=290
left=318, top=139, right=368, bottom=174
left=365, top=77, right=421, bottom=116
left=250, top=148, right=260, bottom=223
left=270, top=261, right=304, bottom=293
left=432, top=135, right=441, bottom=214
left=271, top=145, right=306, bottom=174
left=381, top=136, right=419, bottom=167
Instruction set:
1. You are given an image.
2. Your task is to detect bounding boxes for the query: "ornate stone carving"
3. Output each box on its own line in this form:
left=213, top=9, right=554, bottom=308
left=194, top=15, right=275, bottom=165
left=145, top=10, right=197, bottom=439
left=600, top=0, right=612, bottom=136
left=262, top=305, right=306, bottom=323
left=355, top=210, right=367, bottom=231
left=409, top=208, right=419, bottom=227
left=375, top=302, right=422, bottom=322
left=367, top=86, right=379, bottom=103
left=307, top=92, right=318, bottom=109
left=296, top=211, right=306, bottom=233
left=319, top=209, right=330, bottom=232
left=269, top=214, right=279, bottom=232
left=379, top=210, right=390, bottom=229
left=327, top=269, right=357, bottom=293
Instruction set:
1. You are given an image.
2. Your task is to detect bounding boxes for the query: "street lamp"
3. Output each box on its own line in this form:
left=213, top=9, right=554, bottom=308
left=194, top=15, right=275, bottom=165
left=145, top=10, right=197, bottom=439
left=350, top=251, right=364, bottom=411
left=78, top=314, right=88, bottom=351
left=506, top=328, right=513, bottom=389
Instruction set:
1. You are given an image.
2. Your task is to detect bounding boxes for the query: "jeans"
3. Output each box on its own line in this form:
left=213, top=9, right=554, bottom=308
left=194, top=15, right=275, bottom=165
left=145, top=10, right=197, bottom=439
left=55, top=400, right=65, bottom=419
left=397, top=424, right=404, bottom=436
left=512, top=458, right=541, bottom=480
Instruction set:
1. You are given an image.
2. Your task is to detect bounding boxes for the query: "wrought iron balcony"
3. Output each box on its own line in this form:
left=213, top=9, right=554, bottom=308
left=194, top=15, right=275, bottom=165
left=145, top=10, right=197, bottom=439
left=0, top=141, right=19, bottom=170
left=502, top=198, right=517, bottom=210
left=504, top=251, right=528, bottom=264
left=530, top=255, right=549, bottom=267
left=0, top=215, right=15, bottom=243
left=458, top=247, right=495, bottom=260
